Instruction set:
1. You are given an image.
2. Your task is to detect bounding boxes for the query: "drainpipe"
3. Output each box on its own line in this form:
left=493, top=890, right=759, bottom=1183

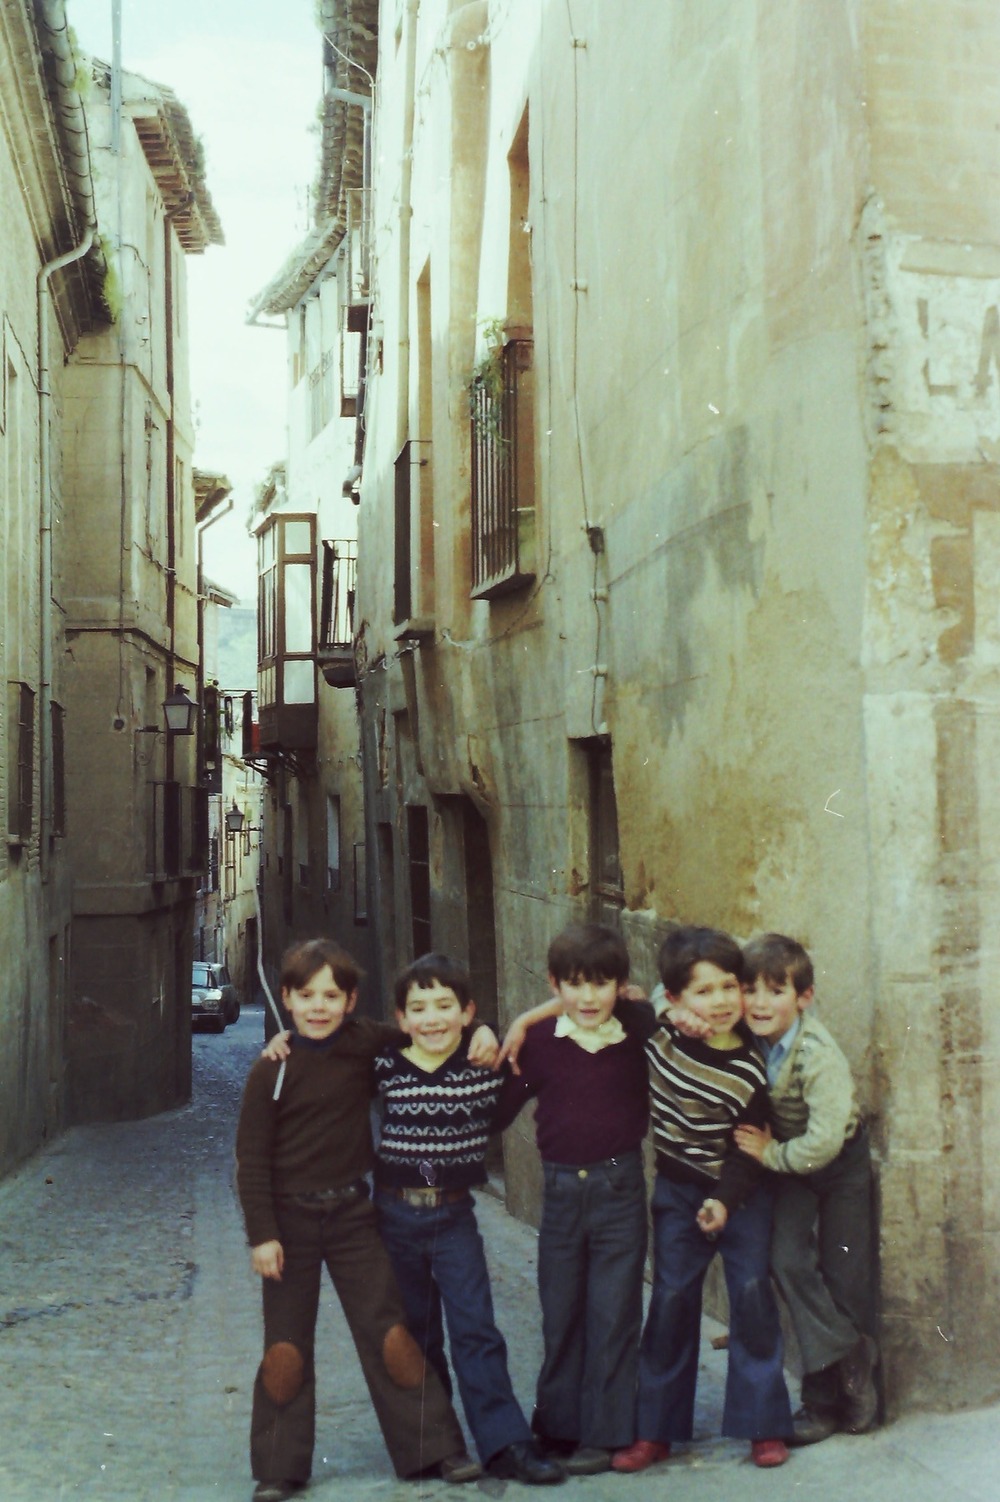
left=396, top=0, right=419, bottom=451
left=37, top=227, right=95, bottom=876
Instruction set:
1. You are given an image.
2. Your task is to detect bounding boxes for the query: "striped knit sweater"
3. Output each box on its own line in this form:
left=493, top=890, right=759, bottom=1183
left=644, top=1020, right=770, bottom=1210
left=373, top=1038, right=505, bottom=1190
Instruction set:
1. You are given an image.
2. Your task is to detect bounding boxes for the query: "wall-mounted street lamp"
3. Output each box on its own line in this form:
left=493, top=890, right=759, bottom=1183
left=162, top=683, right=198, bottom=735
left=224, top=800, right=262, bottom=854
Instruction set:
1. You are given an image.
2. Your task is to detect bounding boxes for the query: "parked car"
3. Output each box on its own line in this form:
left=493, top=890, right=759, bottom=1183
left=191, top=961, right=240, bottom=1032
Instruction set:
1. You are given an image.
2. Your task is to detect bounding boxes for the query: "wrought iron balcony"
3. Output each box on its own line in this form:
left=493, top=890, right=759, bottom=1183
left=469, top=336, right=536, bottom=599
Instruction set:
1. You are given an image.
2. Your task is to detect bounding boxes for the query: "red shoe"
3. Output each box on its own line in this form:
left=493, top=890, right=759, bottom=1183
left=611, top=1440, right=672, bottom=1473
left=751, top=1438, right=789, bottom=1468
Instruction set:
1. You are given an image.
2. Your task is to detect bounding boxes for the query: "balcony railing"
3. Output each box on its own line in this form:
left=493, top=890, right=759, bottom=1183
left=470, top=337, right=536, bottom=599
left=318, top=539, right=357, bottom=687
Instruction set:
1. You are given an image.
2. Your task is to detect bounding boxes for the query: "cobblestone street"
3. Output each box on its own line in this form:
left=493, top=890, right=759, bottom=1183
left=1, top=1008, right=997, bottom=1502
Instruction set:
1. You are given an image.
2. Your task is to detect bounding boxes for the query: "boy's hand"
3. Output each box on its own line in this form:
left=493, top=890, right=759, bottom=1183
left=467, top=1024, right=499, bottom=1068
left=665, top=1004, right=712, bottom=1040
left=497, top=1016, right=529, bottom=1075
left=262, top=1030, right=293, bottom=1062
left=696, top=1198, right=728, bottom=1237
left=734, top=1123, right=771, bottom=1161
left=496, top=998, right=563, bottom=1074
left=251, top=1240, right=285, bottom=1280
left=617, top=982, right=648, bottom=1003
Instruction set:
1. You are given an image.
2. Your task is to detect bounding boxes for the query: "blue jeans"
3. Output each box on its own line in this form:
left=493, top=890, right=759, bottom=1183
left=374, top=1189, right=531, bottom=1464
left=636, top=1175, right=792, bottom=1442
left=535, top=1150, right=648, bottom=1449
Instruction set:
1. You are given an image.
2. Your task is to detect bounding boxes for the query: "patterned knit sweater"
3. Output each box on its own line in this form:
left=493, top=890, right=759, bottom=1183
left=373, top=1038, right=505, bottom=1190
left=762, top=1011, right=861, bottom=1175
left=644, top=1020, right=770, bottom=1210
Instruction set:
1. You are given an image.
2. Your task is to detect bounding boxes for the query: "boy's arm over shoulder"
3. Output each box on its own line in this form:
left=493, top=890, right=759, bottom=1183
left=613, top=995, right=659, bottom=1042
left=491, top=1019, right=547, bottom=1132
left=763, top=1017, right=857, bottom=1175
left=353, top=1015, right=408, bottom=1053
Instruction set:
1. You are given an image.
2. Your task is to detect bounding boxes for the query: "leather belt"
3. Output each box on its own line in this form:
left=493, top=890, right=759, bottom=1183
left=380, top=1185, right=471, bottom=1208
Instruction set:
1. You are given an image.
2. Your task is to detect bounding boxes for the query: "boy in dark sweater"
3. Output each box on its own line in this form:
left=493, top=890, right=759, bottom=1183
left=372, top=953, right=563, bottom=1487
left=493, top=924, right=651, bottom=1476
left=236, top=939, right=480, bottom=1501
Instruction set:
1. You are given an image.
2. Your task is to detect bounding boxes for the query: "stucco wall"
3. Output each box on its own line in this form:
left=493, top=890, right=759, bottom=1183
left=355, top=0, right=1000, bottom=1410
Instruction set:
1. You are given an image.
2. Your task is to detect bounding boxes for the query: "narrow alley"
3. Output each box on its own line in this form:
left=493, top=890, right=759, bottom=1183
left=0, top=1011, right=994, bottom=1502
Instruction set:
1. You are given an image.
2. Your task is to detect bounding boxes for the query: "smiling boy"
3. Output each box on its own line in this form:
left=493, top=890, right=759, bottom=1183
left=372, top=953, right=563, bottom=1486
left=493, top=923, right=651, bottom=1475
left=235, top=939, right=472, bottom=1500
left=612, top=925, right=792, bottom=1474
left=734, top=933, right=878, bottom=1444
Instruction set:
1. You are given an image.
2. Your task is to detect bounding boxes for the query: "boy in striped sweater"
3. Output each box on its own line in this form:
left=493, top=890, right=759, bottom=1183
left=609, top=926, right=793, bottom=1474
left=733, top=933, right=878, bottom=1444
left=372, top=953, right=563, bottom=1487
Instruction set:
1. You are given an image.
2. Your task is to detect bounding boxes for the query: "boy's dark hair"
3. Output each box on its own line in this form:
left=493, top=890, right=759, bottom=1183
left=657, top=925, right=744, bottom=995
left=742, top=932, right=814, bottom=995
left=547, top=923, right=630, bottom=985
left=281, top=938, right=363, bottom=996
left=394, top=952, right=472, bottom=1011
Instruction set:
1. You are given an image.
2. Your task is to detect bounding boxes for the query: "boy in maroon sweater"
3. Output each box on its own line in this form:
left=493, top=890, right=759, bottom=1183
left=493, top=924, right=651, bottom=1475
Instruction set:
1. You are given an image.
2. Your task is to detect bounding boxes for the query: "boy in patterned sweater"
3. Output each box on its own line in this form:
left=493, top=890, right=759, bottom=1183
left=734, top=933, right=878, bottom=1444
left=373, top=952, right=563, bottom=1487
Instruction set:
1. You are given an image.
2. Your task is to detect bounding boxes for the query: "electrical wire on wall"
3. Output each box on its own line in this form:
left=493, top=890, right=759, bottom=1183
left=563, top=0, right=607, bottom=738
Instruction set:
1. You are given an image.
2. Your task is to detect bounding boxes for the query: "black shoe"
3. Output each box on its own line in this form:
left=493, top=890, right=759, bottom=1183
left=790, top=1405, right=839, bottom=1446
left=561, top=1446, right=612, bottom=1475
left=252, top=1483, right=306, bottom=1502
left=489, top=1441, right=566, bottom=1485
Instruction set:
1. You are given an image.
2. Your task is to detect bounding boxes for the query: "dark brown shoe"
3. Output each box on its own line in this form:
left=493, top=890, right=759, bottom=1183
left=790, top=1406, right=838, bottom=1446
left=839, top=1334, right=879, bottom=1433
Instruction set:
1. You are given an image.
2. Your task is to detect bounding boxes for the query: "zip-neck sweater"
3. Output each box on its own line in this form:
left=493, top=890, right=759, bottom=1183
left=492, top=1015, right=650, bottom=1164
left=235, top=1016, right=403, bottom=1247
left=373, top=1038, right=505, bottom=1190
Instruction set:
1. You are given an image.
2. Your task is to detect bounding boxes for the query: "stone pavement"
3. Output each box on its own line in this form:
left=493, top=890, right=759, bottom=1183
left=0, top=1006, right=997, bottom=1501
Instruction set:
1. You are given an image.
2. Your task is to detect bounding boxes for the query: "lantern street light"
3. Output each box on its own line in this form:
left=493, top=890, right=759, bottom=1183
left=162, top=683, right=198, bottom=735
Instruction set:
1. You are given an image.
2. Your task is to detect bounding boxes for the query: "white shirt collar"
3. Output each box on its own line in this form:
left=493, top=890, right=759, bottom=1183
left=554, top=1012, right=627, bottom=1054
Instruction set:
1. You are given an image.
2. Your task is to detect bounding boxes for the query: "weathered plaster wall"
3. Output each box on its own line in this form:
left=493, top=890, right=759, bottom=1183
left=357, top=0, right=1000, bottom=1409
left=855, top=0, right=1000, bottom=1410
left=0, top=8, right=81, bottom=1175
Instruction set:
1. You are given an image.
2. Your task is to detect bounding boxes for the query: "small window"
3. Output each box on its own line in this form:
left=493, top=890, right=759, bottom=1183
left=588, top=740, right=624, bottom=926
left=50, top=701, right=66, bottom=837
left=407, top=805, right=431, bottom=955
left=7, top=682, right=35, bottom=845
left=327, top=795, right=342, bottom=892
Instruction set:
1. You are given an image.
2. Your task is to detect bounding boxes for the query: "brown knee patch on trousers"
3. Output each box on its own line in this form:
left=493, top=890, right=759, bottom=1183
left=383, top=1322, right=427, bottom=1389
left=261, top=1341, right=304, bottom=1405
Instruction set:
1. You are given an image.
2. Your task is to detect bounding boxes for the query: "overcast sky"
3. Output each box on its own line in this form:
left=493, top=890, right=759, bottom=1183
left=67, top=0, right=320, bottom=602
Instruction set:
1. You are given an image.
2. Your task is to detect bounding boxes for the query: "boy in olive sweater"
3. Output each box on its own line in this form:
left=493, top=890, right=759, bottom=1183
left=734, top=933, right=878, bottom=1445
